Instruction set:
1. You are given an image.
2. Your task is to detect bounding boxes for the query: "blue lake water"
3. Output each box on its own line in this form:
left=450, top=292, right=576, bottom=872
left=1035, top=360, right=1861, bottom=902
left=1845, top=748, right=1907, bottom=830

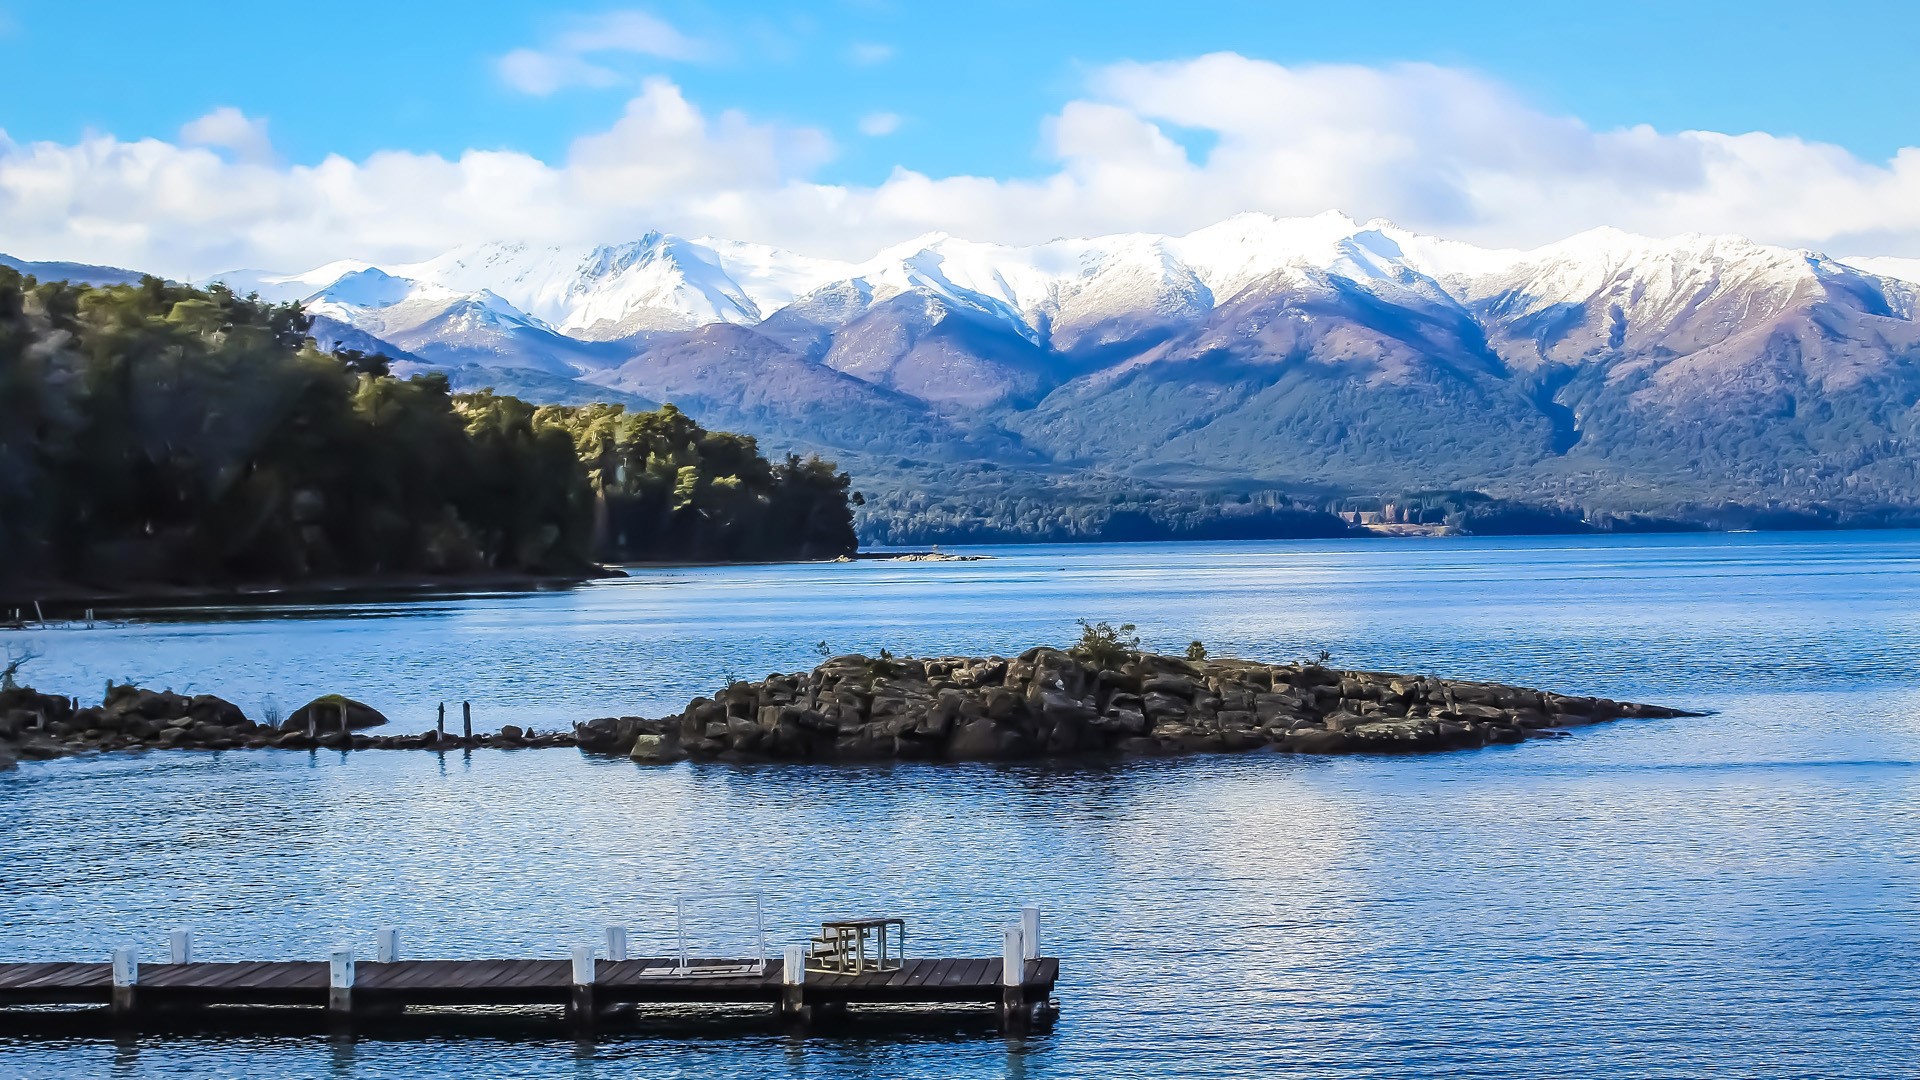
left=3, top=532, right=1918, bottom=1078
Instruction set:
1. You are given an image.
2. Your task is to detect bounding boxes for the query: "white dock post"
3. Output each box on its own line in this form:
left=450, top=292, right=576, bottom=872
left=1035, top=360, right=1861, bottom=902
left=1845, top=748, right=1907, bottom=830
left=1001, top=926, right=1024, bottom=987
left=110, top=946, right=138, bottom=1016
left=168, top=929, right=193, bottom=966
left=780, top=944, right=807, bottom=1021
left=605, top=926, right=628, bottom=962
left=1021, top=904, right=1040, bottom=961
left=375, top=927, right=399, bottom=964
left=328, top=948, right=355, bottom=1016
left=569, top=943, right=597, bottom=1027
left=755, top=894, right=767, bottom=973
left=1000, top=924, right=1029, bottom=1031
left=676, top=897, right=688, bottom=973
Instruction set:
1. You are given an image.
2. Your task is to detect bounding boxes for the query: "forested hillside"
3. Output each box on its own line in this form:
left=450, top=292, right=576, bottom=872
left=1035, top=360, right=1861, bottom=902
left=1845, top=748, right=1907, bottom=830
left=0, top=271, right=855, bottom=597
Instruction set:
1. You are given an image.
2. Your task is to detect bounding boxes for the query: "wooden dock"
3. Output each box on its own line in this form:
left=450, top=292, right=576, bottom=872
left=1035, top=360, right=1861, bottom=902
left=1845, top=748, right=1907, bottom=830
left=0, top=954, right=1060, bottom=1033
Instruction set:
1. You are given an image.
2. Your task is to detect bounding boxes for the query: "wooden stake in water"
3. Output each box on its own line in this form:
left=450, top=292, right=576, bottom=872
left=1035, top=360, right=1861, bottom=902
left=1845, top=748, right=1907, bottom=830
left=110, top=946, right=138, bottom=1016
left=569, top=944, right=597, bottom=1028
left=780, top=943, right=807, bottom=1020
left=169, top=929, right=192, bottom=965
left=328, top=948, right=355, bottom=1016
left=462, top=701, right=472, bottom=740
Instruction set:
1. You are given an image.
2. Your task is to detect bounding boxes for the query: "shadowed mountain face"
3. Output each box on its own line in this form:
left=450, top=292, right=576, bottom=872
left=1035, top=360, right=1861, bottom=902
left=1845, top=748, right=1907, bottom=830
left=17, top=213, right=1920, bottom=523
left=584, top=323, right=1038, bottom=463
left=1014, top=270, right=1561, bottom=487
left=821, top=293, right=1064, bottom=412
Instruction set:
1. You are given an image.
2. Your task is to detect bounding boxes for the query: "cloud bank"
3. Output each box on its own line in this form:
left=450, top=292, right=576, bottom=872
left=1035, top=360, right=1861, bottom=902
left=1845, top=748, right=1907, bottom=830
left=4, top=53, right=1918, bottom=276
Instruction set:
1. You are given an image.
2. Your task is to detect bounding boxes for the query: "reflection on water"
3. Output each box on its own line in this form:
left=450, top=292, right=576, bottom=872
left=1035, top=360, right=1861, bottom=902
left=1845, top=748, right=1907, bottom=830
left=3, top=532, right=1920, bottom=1078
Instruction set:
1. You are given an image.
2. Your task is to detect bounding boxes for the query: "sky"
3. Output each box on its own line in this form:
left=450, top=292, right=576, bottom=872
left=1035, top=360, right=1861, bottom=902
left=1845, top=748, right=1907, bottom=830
left=2, top=0, right=1918, bottom=276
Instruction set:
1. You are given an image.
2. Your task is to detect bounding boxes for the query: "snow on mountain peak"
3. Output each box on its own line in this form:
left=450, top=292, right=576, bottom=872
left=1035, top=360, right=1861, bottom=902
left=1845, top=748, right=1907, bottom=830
left=226, top=214, right=1920, bottom=360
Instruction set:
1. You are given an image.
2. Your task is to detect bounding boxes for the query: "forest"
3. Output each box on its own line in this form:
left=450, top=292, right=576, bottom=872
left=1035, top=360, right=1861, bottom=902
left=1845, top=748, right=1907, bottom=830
left=0, top=271, right=856, bottom=597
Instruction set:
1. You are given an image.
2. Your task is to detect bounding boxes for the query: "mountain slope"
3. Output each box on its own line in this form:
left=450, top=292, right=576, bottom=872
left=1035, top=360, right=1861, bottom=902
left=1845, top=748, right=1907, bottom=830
left=2, top=254, right=148, bottom=287
left=157, top=215, right=1920, bottom=522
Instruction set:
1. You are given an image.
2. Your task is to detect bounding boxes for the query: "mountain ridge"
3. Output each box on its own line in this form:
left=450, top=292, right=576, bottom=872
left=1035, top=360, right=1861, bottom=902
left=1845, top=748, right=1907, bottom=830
left=10, top=211, right=1920, bottom=537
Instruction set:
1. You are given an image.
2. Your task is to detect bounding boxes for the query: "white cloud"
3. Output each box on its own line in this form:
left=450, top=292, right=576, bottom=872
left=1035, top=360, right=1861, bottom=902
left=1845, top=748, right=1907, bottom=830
left=497, top=48, right=620, bottom=95
left=6, top=53, right=1920, bottom=277
left=498, top=9, right=705, bottom=96
left=553, top=10, right=704, bottom=59
left=857, top=112, right=901, bottom=137
left=848, top=42, right=895, bottom=65
left=179, top=107, right=274, bottom=165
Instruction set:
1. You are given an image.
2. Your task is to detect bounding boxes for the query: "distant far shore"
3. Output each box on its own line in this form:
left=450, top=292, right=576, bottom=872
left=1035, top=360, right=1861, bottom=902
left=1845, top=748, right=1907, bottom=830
left=0, top=551, right=993, bottom=615
left=0, top=568, right=620, bottom=616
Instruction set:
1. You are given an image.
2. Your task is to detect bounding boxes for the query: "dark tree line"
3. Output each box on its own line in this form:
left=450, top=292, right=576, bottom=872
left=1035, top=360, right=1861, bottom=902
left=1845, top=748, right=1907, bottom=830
left=546, top=401, right=857, bottom=562
left=0, top=271, right=856, bottom=595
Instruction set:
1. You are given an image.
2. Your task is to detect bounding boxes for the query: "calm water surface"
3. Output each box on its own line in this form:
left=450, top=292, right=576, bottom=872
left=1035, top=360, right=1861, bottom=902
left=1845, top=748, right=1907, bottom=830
left=3, top=533, right=1918, bottom=1078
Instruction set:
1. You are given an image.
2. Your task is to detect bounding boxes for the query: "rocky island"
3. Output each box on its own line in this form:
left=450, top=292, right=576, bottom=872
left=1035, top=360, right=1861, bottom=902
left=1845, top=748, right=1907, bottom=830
left=574, top=647, right=1693, bottom=763
left=1, top=646, right=1692, bottom=769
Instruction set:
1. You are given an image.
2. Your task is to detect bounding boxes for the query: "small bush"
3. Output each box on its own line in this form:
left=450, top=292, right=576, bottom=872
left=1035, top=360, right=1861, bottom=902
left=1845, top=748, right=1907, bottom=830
left=1185, top=640, right=1208, bottom=662
left=1070, top=620, right=1139, bottom=669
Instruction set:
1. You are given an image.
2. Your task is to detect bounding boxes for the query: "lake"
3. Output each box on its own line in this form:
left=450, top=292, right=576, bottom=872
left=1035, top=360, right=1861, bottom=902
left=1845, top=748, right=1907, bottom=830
left=3, top=532, right=1918, bottom=1078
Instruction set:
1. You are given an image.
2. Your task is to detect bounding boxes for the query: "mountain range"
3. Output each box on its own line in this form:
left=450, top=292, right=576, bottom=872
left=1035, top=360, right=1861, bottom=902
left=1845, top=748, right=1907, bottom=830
left=11, top=212, right=1920, bottom=538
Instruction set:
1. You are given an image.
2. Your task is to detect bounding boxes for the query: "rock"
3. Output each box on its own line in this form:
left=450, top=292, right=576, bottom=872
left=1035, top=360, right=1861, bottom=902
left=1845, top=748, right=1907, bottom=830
left=629, top=733, right=685, bottom=763
left=283, top=696, right=387, bottom=733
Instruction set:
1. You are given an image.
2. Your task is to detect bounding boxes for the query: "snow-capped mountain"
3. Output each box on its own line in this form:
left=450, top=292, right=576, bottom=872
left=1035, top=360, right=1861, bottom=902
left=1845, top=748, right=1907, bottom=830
left=223, top=211, right=1920, bottom=369
left=191, top=213, right=1920, bottom=517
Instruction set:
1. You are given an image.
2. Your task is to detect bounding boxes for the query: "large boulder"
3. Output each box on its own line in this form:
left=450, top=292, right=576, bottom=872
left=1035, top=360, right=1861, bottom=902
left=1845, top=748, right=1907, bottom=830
left=0, top=687, right=74, bottom=735
left=283, top=696, right=388, bottom=733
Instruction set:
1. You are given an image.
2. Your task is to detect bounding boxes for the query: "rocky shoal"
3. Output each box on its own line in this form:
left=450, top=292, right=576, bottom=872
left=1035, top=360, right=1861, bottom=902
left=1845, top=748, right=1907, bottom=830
left=0, top=649, right=1695, bottom=770
left=575, top=648, right=1694, bottom=763
left=0, top=685, right=576, bottom=768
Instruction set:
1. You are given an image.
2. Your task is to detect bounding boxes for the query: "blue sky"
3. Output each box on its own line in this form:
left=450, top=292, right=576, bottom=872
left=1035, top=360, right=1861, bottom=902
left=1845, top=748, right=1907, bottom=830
left=2, top=1, right=1917, bottom=273
left=4, top=1, right=1914, bottom=178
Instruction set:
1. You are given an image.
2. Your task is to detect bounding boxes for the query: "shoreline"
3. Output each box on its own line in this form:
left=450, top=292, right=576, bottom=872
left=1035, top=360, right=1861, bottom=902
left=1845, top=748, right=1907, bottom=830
left=0, top=569, right=618, bottom=614
left=0, top=550, right=989, bottom=615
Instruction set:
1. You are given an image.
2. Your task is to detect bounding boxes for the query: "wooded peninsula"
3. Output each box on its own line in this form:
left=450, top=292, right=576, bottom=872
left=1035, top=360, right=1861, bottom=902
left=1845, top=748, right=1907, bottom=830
left=0, top=270, right=857, bottom=600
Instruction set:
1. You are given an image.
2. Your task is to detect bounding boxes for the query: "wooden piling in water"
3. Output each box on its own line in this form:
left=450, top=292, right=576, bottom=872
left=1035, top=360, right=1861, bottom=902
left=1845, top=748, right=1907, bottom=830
left=109, top=947, right=136, bottom=1018
left=780, top=944, right=807, bottom=1022
left=1000, top=924, right=1029, bottom=1032
left=462, top=701, right=472, bottom=740
left=569, top=945, right=596, bottom=1030
left=328, top=949, right=354, bottom=1020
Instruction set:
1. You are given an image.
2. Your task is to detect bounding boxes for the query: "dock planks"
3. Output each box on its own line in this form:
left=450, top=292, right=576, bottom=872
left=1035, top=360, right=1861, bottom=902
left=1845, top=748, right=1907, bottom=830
left=0, top=955, right=1058, bottom=1014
